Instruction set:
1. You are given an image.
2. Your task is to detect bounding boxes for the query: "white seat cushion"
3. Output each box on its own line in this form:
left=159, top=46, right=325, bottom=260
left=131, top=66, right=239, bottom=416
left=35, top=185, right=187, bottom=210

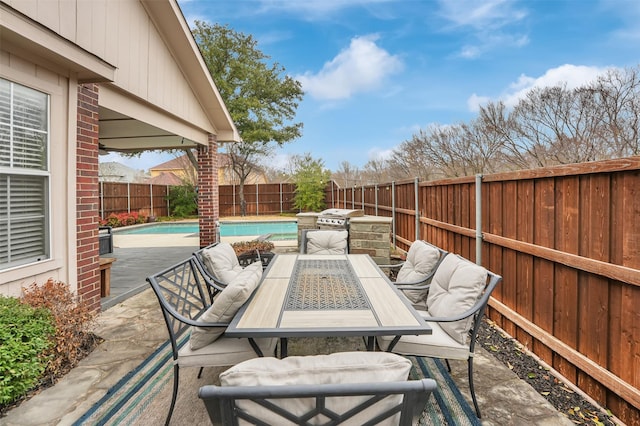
left=426, top=255, right=487, bottom=344
left=396, top=241, right=441, bottom=305
left=202, top=242, right=244, bottom=283
left=220, top=352, right=412, bottom=425
left=306, top=230, right=348, bottom=254
left=190, top=262, right=263, bottom=350
left=377, top=321, right=470, bottom=360
left=178, top=337, right=277, bottom=367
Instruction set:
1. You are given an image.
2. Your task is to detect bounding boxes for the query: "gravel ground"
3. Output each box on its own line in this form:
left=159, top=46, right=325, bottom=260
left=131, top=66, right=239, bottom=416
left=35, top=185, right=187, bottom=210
left=477, top=319, right=617, bottom=425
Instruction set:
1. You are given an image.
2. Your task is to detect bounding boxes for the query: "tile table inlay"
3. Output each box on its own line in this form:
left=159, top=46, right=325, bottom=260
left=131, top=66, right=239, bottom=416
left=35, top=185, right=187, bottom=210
left=284, top=259, right=371, bottom=310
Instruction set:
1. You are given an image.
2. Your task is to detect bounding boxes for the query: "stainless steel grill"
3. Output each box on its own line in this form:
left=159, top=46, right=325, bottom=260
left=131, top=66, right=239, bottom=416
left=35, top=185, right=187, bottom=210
left=316, top=208, right=364, bottom=230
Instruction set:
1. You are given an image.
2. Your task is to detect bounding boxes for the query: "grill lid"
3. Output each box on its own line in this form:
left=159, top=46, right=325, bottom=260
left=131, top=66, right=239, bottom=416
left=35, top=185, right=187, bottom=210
left=319, top=209, right=364, bottom=218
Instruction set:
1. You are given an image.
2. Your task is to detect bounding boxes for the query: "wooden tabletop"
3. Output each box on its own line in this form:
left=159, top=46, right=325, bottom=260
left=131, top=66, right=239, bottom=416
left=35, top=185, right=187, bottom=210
left=226, top=254, right=431, bottom=339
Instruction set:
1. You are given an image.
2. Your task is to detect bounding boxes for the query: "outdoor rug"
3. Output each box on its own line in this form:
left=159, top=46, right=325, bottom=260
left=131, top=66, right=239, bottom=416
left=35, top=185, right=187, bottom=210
left=74, top=337, right=481, bottom=425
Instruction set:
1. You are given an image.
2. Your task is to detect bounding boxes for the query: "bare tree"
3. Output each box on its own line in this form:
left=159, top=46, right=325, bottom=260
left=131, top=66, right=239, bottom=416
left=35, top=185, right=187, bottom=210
left=361, top=158, right=398, bottom=185
left=388, top=132, right=437, bottom=180
left=332, top=161, right=362, bottom=188
left=225, top=141, right=271, bottom=215
left=478, top=101, right=529, bottom=170
left=591, top=66, right=640, bottom=156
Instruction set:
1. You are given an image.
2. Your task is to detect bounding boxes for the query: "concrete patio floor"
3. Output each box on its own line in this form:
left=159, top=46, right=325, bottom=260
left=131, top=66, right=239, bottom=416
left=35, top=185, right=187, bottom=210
left=3, top=234, right=574, bottom=425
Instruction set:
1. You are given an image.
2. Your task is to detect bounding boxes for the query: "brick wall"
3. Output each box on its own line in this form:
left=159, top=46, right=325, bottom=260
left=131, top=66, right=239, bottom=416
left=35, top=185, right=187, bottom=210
left=76, top=83, right=101, bottom=312
left=198, top=134, right=219, bottom=247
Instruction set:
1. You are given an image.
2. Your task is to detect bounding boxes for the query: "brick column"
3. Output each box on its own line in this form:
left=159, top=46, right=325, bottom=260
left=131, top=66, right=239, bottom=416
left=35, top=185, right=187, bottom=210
left=76, top=83, right=101, bottom=312
left=198, top=134, right=219, bottom=247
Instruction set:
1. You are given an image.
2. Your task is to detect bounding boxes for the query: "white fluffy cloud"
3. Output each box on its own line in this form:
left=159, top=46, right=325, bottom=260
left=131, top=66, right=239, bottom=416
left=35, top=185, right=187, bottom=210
left=468, top=64, right=614, bottom=111
left=296, top=35, right=403, bottom=100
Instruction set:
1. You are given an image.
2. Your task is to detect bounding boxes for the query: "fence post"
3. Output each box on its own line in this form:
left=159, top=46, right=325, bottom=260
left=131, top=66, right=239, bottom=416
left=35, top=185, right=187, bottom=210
left=415, top=177, right=420, bottom=241
left=100, top=181, right=104, bottom=218
left=361, top=186, right=365, bottom=210
left=331, top=181, right=335, bottom=208
left=149, top=183, right=154, bottom=217
left=476, top=174, right=483, bottom=265
left=166, top=185, right=170, bottom=216
left=127, top=182, right=131, bottom=213
left=392, top=181, right=396, bottom=248
left=233, top=184, right=236, bottom=216
left=280, top=182, right=283, bottom=214
left=343, top=185, right=346, bottom=208
left=374, top=184, right=378, bottom=216
left=256, top=182, right=259, bottom=216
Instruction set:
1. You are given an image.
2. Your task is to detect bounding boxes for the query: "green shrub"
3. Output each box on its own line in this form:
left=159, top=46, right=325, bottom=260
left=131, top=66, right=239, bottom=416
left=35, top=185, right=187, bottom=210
left=167, top=184, right=198, bottom=217
left=0, top=296, right=54, bottom=405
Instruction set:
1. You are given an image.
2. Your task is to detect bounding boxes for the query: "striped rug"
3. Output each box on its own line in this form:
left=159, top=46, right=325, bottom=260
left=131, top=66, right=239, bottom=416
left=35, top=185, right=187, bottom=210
left=75, top=338, right=480, bottom=425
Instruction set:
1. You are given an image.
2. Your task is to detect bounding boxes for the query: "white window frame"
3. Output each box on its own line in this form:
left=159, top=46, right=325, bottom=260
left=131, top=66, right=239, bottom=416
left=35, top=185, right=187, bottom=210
left=0, top=78, right=51, bottom=271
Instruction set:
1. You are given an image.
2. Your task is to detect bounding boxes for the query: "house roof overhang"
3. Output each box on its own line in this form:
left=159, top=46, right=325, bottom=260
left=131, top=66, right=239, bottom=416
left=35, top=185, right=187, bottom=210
left=141, top=0, right=240, bottom=144
left=0, top=2, right=116, bottom=83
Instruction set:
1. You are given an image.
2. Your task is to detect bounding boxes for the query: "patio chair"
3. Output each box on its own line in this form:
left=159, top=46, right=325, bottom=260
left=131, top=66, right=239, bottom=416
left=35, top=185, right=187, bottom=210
left=199, top=351, right=437, bottom=426
left=377, top=254, right=502, bottom=418
left=147, top=256, right=277, bottom=426
left=193, top=242, right=269, bottom=298
left=378, top=240, right=448, bottom=311
left=300, top=229, right=349, bottom=254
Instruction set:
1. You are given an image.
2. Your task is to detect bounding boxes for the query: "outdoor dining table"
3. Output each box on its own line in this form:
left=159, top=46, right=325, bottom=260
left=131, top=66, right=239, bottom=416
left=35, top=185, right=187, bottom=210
left=226, top=253, right=432, bottom=357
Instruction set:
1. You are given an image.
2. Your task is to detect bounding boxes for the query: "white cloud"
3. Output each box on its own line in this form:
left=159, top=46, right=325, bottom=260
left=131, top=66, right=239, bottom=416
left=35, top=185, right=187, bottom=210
left=437, top=0, right=526, bottom=30
left=467, top=93, right=491, bottom=112
left=296, top=35, right=403, bottom=100
left=502, top=64, right=612, bottom=107
left=466, top=64, right=615, bottom=111
left=436, top=0, right=528, bottom=58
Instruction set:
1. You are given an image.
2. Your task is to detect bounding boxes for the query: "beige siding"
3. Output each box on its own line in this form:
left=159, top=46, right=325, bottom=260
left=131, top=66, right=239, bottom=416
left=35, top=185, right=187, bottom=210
left=9, top=0, right=214, bottom=137
left=0, top=50, right=76, bottom=296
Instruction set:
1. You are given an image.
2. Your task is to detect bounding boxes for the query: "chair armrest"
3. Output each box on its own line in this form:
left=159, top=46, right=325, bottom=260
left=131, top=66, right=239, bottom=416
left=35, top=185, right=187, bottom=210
left=377, top=262, right=404, bottom=270
left=395, top=283, right=431, bottom=291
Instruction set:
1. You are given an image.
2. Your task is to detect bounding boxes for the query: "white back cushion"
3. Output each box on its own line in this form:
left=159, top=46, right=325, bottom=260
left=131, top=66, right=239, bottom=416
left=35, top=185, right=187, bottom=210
left=396, top=241, right=441, bottom=304
left=426, top=255, right=487, bottom=344
left=190, top=262, right=262, bottom=350
left=306, top=230, right=348, bottom=255
left=220, top=352, right=412, bottom=425
left=202, top=242, right=244, bottom=283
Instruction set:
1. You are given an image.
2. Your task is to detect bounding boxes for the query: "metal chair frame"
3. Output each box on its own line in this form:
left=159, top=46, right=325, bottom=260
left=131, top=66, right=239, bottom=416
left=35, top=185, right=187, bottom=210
left=199, top=378, right=437, bottom=426
left=381, top=256, right=502, bottom=418
left=147, top=257, right=268, bottom=425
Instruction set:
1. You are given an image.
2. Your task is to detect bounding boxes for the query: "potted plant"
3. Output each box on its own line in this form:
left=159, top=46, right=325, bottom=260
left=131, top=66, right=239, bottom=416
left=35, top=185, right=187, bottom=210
left=231, top=240, right=276, bottom=268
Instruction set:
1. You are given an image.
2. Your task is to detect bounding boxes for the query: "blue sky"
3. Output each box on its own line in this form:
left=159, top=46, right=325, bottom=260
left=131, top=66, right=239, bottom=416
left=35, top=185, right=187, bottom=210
left=103, top=0, right=640, bottom=172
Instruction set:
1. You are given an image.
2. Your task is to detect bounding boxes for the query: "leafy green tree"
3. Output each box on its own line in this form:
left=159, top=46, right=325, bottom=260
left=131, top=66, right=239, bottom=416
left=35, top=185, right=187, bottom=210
left=167, top=183, right=197, bottom=217
left=192, top=22, right=304, bottom=215
left=292, top=153, right=330, bottom=212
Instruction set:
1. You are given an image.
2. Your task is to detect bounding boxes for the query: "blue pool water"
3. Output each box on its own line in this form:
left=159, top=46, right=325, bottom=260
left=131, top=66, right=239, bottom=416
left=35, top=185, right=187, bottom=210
left=115, top=221, right=297, bottom=240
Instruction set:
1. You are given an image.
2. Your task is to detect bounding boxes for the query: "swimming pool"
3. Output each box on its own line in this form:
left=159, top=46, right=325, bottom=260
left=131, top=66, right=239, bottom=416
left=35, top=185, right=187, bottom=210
left=115, top=220, right=298, bottom=240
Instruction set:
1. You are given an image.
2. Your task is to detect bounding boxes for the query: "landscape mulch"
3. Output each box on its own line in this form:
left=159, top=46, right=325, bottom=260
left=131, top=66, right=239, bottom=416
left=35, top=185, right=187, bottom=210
left=477, top=319, right=617, bottom=425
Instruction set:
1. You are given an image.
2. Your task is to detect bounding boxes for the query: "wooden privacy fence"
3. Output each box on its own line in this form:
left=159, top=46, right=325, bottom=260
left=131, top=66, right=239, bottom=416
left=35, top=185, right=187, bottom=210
left=219, top=182, right=297, bottom=216
left=326, top=157, right=640, bottom=425
left=99, top=182, right=171, bottom=218
left=99, top=182, right=299, bottom=219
